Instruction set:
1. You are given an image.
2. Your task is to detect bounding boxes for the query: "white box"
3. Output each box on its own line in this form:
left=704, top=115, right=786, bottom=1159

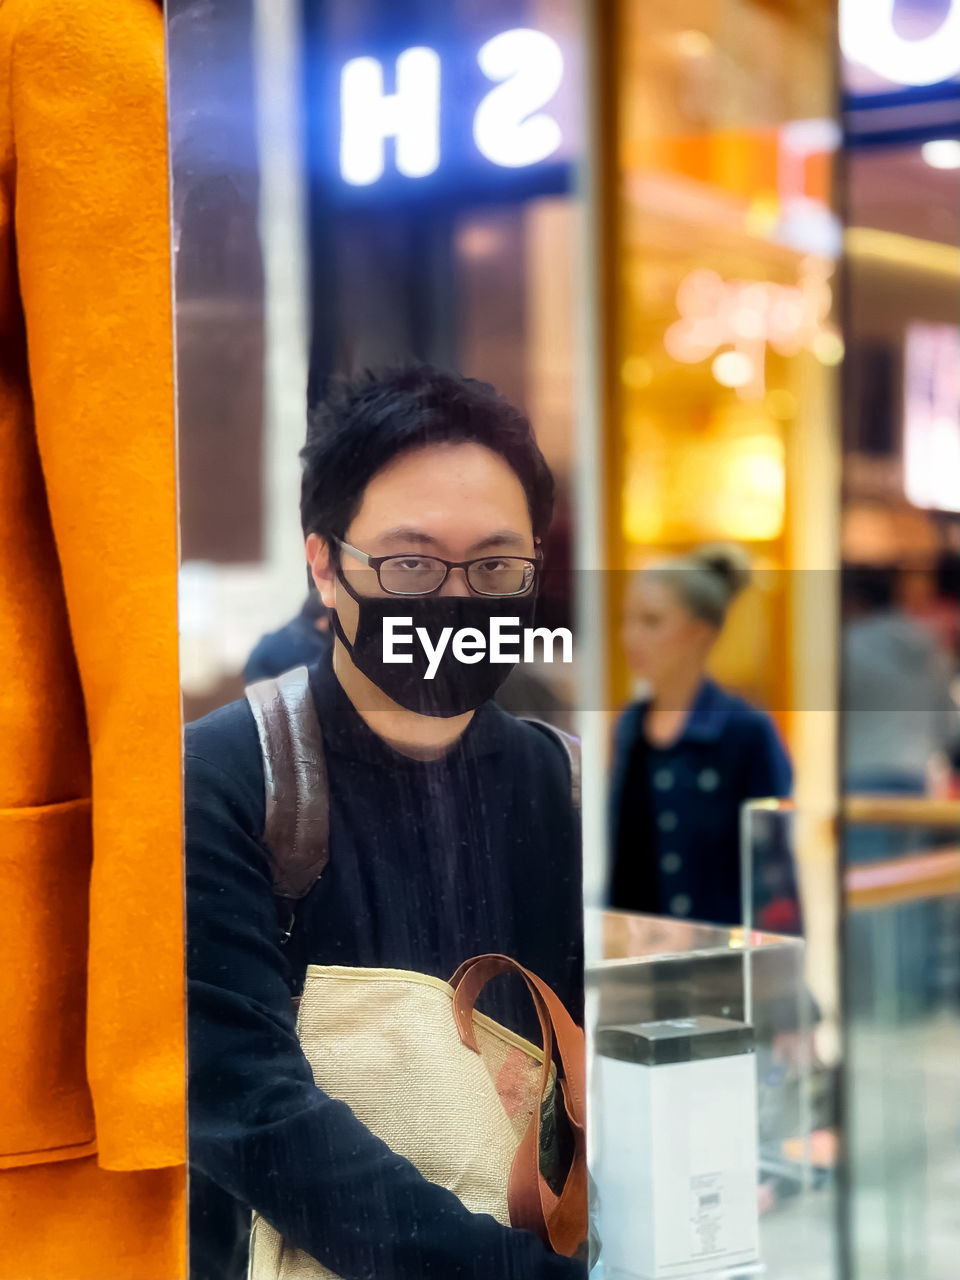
left=593, top=1017, right=760, bottom=1280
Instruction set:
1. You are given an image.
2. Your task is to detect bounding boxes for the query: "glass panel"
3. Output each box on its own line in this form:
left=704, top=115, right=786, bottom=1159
left=589, top=911, right=813, bottom=1280
left=168, top=1, right=592, bottom=1277
left=601, top=0, right=842, bottom=978
left=596, top=1, right=844, bottom=1276
left=840, top=3, right=960, bottom=1276
left=841, top=801, right=960, bottom=1279
left=742, top=802, right=841, bottom=1280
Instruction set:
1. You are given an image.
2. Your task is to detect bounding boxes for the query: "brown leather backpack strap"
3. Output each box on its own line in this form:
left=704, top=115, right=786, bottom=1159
left=523, top=719, right=581, bottom=814
left=450, top=954, right=588, bottom=1257
left=245, top=665, right=330, bottom=904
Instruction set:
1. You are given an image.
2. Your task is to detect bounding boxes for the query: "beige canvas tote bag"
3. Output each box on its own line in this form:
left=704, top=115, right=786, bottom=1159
left=247, top=954, right=587, bottom=1279
left=244, top=667, right=586, bottom=1279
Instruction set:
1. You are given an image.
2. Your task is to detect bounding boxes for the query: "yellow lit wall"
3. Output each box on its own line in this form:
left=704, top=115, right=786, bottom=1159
left=602, top=0, right=843, bottom=1029
left=605, top=0, right=841, bottom=747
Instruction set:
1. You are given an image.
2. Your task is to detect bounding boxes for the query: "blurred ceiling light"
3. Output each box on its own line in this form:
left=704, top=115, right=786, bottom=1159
left=812, top=332, right=845, bottom=366
left=730, top=284, right=768, bottom=341
left=904, top=323, right=960, bottom=514
left=676, top=267, right=725, bottom=314
left=664, top=317, right=723, bottom=364
left=922, top=139, right=960, bottom=170
left=712, top=351, right=755, bottom=389
left=776, top=121, right=842, bottom=257
left=675, top=29, right=713, bottom=59
left=840, top=0, right=960, bottom=86
left=846, top=227, right=960, bottom=276
left=621, top=356, right=654, bottom=389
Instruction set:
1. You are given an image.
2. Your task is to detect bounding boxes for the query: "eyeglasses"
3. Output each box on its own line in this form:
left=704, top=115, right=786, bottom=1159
left=334, top=538, right=540, bottom=598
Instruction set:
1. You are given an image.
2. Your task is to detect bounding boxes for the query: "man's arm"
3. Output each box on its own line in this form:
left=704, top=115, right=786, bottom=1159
left=186, top=747, right=583, bottom=1280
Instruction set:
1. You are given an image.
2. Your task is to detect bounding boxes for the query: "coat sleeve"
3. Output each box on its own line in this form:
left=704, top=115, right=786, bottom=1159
left=185, top=745, right=584, bottom=1280
left=741, top=712, right=793, bottom=801
left=9, top=0, right=185, bottom=1170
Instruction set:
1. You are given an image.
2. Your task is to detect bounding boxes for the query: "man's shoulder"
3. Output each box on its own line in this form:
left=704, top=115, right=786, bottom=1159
left=184, top=695, right=267, bottom=837
left=185, top=697, right=263, bottom=794
left=493, top=705, right=578, bottom=794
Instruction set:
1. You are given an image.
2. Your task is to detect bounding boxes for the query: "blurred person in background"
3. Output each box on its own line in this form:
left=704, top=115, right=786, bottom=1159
left=898, top=551, right=960, bottom=672
left=842, top=563, right=959, bottom=1015
left=899, top=551, right=960, bottom=797
left=244, top=579, right=332, bottom=683
left=609, top=545, right=800, bottom=932
left=843, top=564, right=958, bottom=811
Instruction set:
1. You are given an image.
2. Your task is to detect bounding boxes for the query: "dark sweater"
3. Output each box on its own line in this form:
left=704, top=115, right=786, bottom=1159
left=186, top=655, right=584, bottom=1280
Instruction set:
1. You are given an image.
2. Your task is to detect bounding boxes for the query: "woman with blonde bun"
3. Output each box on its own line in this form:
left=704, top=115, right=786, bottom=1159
left=609, top=544, right=800, bottom=931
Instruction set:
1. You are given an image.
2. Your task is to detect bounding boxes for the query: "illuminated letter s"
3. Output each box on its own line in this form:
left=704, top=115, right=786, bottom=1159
left=474, top=29, right=564, bottom=169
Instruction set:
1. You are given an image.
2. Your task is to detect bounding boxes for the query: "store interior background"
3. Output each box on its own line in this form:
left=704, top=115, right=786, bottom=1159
left=167, top=1, right=959, bottom=1278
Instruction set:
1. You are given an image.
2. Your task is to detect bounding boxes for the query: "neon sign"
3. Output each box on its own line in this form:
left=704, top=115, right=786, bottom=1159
left=473, top=30, right=565, bottom=169
left=338, top=28, right=565, bottom=186
left=664, top=260, right=841, bottom=399
left=841, top=0, right=960, bottom=87
left=340, top=48, right=442, bottom=185
left=904, top=323, right=960, bottom=514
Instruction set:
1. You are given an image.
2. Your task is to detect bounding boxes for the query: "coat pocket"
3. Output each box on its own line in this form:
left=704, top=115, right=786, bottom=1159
left=0, top=799, right=97, bottom=1166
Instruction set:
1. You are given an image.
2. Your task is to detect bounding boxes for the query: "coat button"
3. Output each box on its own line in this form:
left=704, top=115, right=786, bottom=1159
left=657, top=810, right=679, bottom=832
left=698, top=768, right=720, bottom=791
left=670, top=893, right=692, bottom=916
left=653, top=768, right=674, bottom=791
left=661, top=852, right=682, bottom=874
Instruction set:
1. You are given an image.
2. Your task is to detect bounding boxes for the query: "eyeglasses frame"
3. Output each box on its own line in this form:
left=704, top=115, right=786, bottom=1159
left=332, top=537, right=541, bottom=598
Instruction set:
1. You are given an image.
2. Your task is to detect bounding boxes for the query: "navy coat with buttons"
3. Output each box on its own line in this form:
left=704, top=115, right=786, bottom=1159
left=609, top=678, right=798, bottom=931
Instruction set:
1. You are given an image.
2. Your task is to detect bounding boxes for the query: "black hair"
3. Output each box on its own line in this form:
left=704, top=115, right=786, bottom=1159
left=300, top=366, right=554, bottom=543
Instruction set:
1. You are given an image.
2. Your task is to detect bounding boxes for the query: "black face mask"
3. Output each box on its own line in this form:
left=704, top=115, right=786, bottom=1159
left=333, top=571, right=537, bottom=718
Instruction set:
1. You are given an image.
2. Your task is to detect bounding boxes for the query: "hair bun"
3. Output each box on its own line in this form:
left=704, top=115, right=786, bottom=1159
left=692, top=543, right=752, bottom=598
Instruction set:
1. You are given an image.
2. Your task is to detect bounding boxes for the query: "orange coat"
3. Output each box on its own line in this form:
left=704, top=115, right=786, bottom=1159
left=0, top=0, right=185, bottom=1275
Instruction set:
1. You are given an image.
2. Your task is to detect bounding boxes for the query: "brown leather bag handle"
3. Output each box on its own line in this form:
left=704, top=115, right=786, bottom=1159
left=449, top=954, right=587, bottom=1257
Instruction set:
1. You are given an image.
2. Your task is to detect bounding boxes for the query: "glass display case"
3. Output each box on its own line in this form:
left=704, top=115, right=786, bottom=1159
left=841, top=798, right=959, bottom=1280
left=588, top=911, right=833, bottom=1280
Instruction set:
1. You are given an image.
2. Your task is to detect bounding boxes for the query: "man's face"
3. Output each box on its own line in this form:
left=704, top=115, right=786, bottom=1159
left=306, top=442, right=535, bottom=645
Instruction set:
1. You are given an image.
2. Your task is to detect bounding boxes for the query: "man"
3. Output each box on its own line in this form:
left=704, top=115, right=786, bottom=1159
left=186, top=366, right=585, bottom=1279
